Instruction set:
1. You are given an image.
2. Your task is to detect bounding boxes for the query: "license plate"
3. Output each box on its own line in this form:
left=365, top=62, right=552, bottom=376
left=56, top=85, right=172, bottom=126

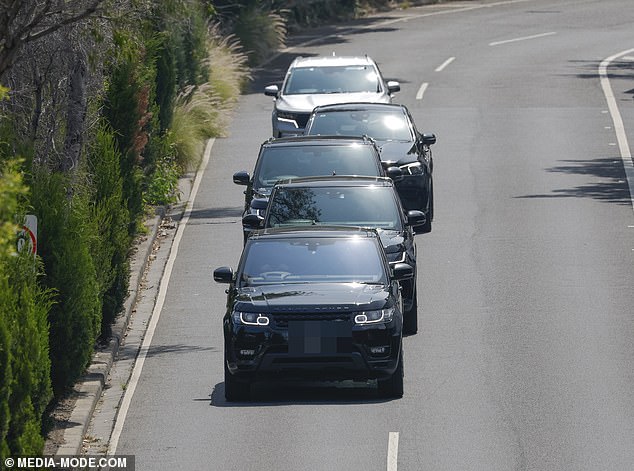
left=288, top=321, right=352, bottom=355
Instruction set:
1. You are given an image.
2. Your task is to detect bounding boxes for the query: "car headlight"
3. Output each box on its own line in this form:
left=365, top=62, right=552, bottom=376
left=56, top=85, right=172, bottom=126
left=276, top=110, right=297, bottom=121
left=386, top=250, right=406, bottom=264
left=354, top=307, right=395, bottom=325
left=400, top=161, right=424, bottom=175
left=233, top=311, right=270, bottom=326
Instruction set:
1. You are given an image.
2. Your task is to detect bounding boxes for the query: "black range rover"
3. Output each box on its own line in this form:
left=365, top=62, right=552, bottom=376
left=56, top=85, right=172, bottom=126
left=213, top=227, right=413, bottom=401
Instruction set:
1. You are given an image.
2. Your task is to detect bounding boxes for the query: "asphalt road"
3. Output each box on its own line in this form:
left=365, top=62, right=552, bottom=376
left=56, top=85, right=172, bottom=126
left=107, top=1, right=634, bottom=469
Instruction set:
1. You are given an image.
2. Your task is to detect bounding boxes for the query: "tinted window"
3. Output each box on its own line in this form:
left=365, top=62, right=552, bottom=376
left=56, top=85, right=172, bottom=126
left=284, top=66, right=380, bottom=95
left=267, top=186, right=402, bottom=230
left=308, top=110, right=413, bottom=141
left=254, top=145, right=381, bottom=188
left=240, top=238, right=386, bottom=285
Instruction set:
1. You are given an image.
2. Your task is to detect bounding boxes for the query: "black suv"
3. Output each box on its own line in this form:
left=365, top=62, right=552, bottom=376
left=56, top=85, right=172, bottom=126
left=242, top=176, right=424, bottom=334
left=233, top=136, right=401, bottom=242
left=213, top=226, right=413, bottom=401
left=305, top=103, right=436, bottom=233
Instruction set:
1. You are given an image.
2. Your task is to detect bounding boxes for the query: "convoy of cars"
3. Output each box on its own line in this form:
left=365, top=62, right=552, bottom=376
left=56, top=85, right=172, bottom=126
left=215, top=54, right=437, bottom=401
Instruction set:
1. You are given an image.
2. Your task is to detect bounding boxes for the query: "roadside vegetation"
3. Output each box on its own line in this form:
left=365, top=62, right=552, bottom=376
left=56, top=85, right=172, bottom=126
left=0, top=0, right=410, bottom=459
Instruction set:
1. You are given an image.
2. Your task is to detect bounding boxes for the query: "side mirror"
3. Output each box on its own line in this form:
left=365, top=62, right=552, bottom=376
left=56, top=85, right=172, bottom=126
left=213, top=266, right=234, bottom=283
left=421, top=133, right=436, bottom=146
left=242, top=214, right=264, bottom=229
left=386, top=166, right=403, bottom=180
left=392, top=263, right=413, bottom=281
left=264, top=84, right=279, bottom=97
left=386, top=80, right=400, bottom=94
left=406, top=210, right=426, bottom=227
left=233, top=171, right=250, bottom=185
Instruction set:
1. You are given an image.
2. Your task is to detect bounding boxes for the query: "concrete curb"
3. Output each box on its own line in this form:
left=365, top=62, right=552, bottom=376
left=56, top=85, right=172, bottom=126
left=53, top=208, right=166, bottom=456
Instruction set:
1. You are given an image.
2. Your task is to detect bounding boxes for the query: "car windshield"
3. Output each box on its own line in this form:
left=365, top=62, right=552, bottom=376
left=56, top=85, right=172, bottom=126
left=267, top=186, right=403, bottom=230
left=284, top=66, right=380, bottom=95
left=240, top=237, right=386, bottom=285
left=307, top=110, right=413, bottom=141
left=254, top=145, right=381, bottom=188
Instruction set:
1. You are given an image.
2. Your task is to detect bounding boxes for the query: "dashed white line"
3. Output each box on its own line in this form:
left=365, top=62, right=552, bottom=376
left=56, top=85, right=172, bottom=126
left=435, top=56, right=455, bottom=72
left=489, top=31, right=556, bottom=46
left=387, top=432, right=399, bottom=471
left=416, top=82, right=429, bottom=100
left=599, top=48, right=634, bottom=216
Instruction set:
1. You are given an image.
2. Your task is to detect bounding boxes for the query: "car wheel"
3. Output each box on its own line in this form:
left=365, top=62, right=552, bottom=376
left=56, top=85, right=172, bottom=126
left=224, top=358, right=251, bottom=402
left=403, top=292, right=417, bottom=335
left=377, top=347, right=404, bottom=399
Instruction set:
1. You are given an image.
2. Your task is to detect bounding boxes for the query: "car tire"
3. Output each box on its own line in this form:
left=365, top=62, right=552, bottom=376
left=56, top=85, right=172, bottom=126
left=377, top=347, right=404, bottom=399
left=224, top=359, right=251, bottom=402
left=403, top=293, right=418, bottom=335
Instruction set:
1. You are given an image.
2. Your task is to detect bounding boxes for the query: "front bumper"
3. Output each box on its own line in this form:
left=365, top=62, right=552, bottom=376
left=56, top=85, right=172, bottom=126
left=225, top=319, right=402, bottom=381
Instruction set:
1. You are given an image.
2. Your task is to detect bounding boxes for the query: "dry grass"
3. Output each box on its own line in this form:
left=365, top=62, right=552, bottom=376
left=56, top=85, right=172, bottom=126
left=170, top=27, right=251, bottom=171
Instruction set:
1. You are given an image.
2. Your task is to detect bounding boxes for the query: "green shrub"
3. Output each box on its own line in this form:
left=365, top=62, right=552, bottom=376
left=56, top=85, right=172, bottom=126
left=0, top=159, right=53, bottom=459
left=31, top=171, right=101, bottom=395
left=88, top=124, right=131, bottom=336
left=144, top=132, right=180, bottom=206
left=155, top=36, right=177, bottom=132
left=4, top=252, right=53, bottom=456
left=103, top=31, right=157, bottom=231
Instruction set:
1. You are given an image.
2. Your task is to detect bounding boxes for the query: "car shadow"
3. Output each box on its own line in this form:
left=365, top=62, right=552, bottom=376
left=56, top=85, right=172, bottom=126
left=208, top=379, right=396, bottom=407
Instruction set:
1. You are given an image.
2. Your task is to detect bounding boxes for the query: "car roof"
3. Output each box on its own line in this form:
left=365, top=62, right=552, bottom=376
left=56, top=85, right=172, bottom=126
left=273, top=175, right=394, bottom=188
left=261, top=135, right=377, bottom=148
left=290, top=55, right=376, bottom=68
left=311, top=102, right=408, bottom=113
left=248, top=225, right=380, bottom=241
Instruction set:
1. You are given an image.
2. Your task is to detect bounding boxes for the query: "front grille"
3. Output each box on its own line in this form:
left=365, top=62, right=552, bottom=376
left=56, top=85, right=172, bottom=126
left=271, top=312, right=352, bottom=328
left=295, top=113, right=311, bottom=128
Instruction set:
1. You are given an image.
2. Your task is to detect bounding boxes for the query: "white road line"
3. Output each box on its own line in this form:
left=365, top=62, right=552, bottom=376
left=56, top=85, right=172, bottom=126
left=108, top=138, right=215, bottom=454
left=416, top=82, right=429, bottom=100
left=489, top=31, right=556, bottom=46
left=435, top=56, right=455, bottom=72
left=599, top=49, right=634, bottom=216
left=387, top=432, right=399, bottom=471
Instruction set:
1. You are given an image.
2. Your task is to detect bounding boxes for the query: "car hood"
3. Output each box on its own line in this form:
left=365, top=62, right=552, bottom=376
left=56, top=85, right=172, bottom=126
left=277, top=93, right=391, bottom=114
left=235, top=283, right=390, bottom=312
left=376, top=140, right=417, bottom=165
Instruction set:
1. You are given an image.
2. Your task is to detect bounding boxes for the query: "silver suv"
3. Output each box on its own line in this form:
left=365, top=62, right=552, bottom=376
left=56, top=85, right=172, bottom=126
left=264, top=55, right=400, bottom=137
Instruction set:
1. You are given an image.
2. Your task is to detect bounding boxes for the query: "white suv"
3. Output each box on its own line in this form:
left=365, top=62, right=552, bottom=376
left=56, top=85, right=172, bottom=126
left=264, top=55, right=400, bottom=137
